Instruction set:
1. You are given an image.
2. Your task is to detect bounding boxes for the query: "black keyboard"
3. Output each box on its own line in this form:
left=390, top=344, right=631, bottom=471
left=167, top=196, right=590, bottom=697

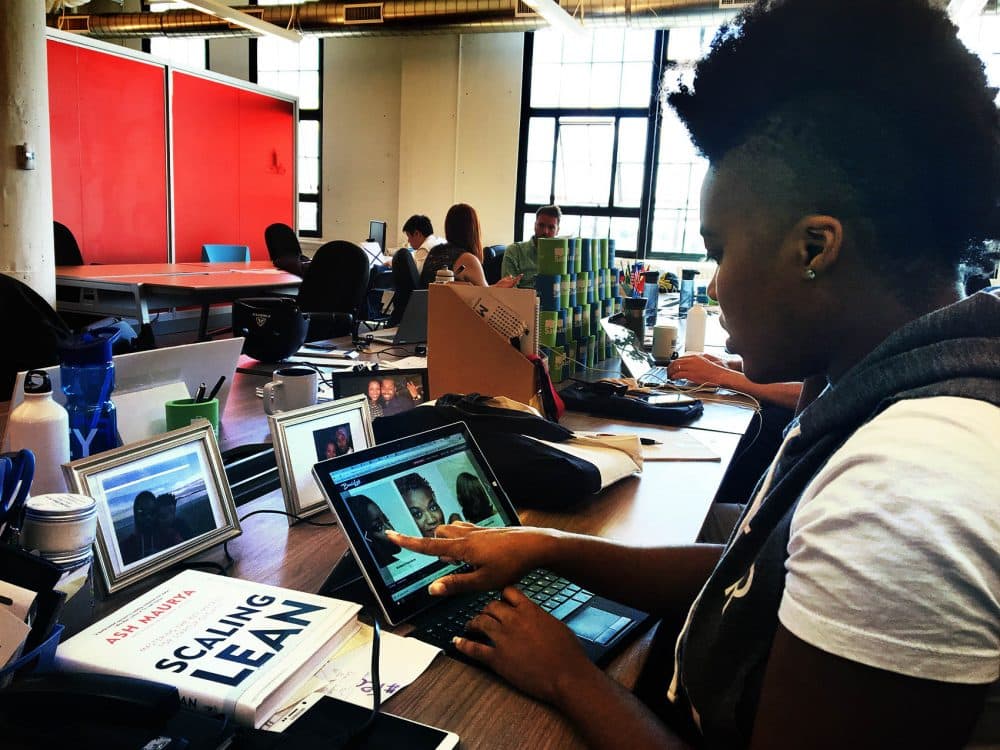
left=408, top=569, right=593, bottom=651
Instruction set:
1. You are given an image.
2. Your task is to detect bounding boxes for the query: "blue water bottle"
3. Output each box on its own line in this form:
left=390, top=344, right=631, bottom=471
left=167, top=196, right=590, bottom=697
left=59, top=327, right=121, bottom=459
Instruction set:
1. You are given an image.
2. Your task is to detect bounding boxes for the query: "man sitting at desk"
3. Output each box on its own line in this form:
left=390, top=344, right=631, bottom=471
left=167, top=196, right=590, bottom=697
left=502, top=205, right=561, bottom=289
left=402, top=214, right=444, bottom=274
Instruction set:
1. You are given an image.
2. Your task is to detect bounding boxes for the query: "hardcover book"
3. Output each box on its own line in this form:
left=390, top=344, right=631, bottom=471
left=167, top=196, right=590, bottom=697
left=55, top=569, right=361, bottom=728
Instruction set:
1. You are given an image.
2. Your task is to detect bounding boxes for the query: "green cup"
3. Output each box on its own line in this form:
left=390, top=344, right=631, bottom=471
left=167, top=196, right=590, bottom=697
left=539, top=310, right=559, bottom=348
left=537, top=238, right=568, bottom=275
left=165, top=397, right=220, bottom=437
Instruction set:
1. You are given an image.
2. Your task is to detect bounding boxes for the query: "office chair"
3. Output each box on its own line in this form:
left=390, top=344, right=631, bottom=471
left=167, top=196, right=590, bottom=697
left=483, top=244, right=506, bottom=285
left=201, top=244, right=251, bottom=263
left=53, top=221, right=84, bottom=266
left=264, top=223, right=309, bottom=277
left=388, top=249, right=419, bottom=327
left=296, top=240, right=371, bottom=341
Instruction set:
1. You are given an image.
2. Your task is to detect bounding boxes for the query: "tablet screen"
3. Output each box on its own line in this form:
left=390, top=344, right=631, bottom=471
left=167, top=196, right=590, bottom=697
left=313, top=423, right=518, bottom=624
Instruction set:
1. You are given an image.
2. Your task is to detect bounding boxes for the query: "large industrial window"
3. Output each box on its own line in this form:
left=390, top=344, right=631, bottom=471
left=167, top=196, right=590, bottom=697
left=252, top=0, right=323, bottom=237
left=515, top=25, right=720, bottom=260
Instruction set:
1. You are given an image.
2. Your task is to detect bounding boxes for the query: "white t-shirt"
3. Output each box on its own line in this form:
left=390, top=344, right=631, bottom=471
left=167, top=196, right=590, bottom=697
left=776, top=396, right=1000, bottom=740
left=411, top=234, right=445, bottom=274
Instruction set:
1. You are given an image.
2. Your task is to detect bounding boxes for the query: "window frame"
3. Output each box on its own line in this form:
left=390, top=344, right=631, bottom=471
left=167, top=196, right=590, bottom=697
left=515, top=28, right=717, bottom=262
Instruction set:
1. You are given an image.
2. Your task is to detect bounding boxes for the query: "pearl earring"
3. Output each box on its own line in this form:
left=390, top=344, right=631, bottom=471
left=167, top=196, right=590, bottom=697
left=804, top=268, right=817, bottom=280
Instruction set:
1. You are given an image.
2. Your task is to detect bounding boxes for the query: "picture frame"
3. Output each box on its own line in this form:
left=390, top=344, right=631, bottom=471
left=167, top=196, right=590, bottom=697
left=332, top=367, right=429, bottom=420
left=267, top=395, right=375, bottom=524
left=63, top=419, right=241, bottom=595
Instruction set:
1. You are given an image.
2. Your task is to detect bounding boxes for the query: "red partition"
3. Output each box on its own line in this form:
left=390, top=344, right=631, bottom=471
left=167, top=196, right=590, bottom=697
left=48, top=39, right=169, bottom=264
left=172, top=71, right=295, bottom=263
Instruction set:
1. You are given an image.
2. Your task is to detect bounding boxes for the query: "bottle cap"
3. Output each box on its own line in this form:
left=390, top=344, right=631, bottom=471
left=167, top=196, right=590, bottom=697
left=23, top=369, right=53, bottom=394
left=57, top=327, right=121, bottom=366
left=681, top=269, right=699, bottom=280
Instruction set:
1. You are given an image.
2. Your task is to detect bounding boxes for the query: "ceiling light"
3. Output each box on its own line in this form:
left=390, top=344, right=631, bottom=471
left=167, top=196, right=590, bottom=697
left=520, top=0, right=587, bottom=37
left=171, top=0, right=302, bottom=43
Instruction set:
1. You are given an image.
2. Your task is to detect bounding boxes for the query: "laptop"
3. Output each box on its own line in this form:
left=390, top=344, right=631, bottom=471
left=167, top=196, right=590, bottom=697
left=371, top=290, right=428, bottom=345
left=5, top=338, right=244, bottom=449
left=312, top=422, right=650, bottom=665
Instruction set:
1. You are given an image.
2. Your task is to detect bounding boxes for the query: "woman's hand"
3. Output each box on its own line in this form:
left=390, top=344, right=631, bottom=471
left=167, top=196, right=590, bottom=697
left=386, top=523, right=555, bottom=595
left=456, top=586, right=599, bottom=706
left=667, top=353, right=735, bottom=388
left=492, top=274, right=523, bottom=288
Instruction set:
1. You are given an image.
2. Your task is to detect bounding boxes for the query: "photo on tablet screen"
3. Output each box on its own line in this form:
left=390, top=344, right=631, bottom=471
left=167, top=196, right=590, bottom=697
left=319, top=428, right=509, bottom=605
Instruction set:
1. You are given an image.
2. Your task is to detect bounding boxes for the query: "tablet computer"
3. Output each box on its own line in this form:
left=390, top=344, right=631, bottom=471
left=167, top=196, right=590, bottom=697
left=312, top=422, right=650, bottom=664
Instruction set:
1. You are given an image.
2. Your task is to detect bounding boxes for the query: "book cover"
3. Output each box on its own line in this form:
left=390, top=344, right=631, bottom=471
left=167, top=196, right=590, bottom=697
left=55, top=569, right=361, bottom=729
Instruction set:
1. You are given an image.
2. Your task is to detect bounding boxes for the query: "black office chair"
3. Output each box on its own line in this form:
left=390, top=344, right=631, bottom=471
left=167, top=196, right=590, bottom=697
left=264, top=222, right=310, bottom=277
left=297, top=240, right=371, bottom=341
left=388, top=249, right=420, bottom=327
left=53, top=221, right=84, bottom=266
left=483, top=244, right=506, bottom=285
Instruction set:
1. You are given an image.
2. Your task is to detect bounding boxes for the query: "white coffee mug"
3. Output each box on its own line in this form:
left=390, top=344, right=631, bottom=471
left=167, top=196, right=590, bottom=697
left=263, top=367, right=318, bottom=414
left=652, top=323, right=680, bottom=364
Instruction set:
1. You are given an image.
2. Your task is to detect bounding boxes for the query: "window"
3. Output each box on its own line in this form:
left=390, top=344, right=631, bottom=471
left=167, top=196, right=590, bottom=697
left=515, top=28, right=663, bottom=257
left=253, top=0, right=323, bottom=237
left=143, top=2, right=208, bottom=69
left=515, top=25, right=723, bottom=260
left=958, top=2, right=1000, bottom=106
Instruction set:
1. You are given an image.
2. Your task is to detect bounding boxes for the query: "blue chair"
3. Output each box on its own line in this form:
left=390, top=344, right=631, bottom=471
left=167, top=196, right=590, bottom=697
left=202, top=244, right=250, bottom=263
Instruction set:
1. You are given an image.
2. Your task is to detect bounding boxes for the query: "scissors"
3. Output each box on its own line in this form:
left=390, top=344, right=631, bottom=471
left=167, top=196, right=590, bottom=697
left=0, top=449, right=35, bottom=540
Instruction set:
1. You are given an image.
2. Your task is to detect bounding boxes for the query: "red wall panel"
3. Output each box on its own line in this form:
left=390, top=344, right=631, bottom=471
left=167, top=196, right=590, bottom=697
left=48, top=39, right=169, bottom=264
left=238, top=89, right=295, bottom=261
left=171, top=72, right=241, bottom=263
left=48, top=37, right=294, bottom=266
left=172, top=72, right=295, bottom=263
left=48, top=40, right=83, bottom=241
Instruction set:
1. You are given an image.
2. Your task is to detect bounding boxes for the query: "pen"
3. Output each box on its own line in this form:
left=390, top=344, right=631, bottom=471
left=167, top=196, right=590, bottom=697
left=206, top=375, right=226, bottom=402
left=194, top=382, right=207, bottom=402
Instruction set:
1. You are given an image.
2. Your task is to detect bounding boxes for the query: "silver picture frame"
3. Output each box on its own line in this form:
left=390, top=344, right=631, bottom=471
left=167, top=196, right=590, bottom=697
left=267, top=395, right=375, bottom=524
left=62, top=419, right=241, bottom=595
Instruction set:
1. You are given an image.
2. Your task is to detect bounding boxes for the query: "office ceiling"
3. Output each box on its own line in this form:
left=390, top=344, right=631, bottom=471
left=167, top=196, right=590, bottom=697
left=46, top=0, right=740, bottom=38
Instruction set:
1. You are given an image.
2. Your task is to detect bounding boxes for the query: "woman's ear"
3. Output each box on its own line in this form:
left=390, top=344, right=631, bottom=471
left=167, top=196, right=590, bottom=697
left=797, top=215, right=843, bottom=277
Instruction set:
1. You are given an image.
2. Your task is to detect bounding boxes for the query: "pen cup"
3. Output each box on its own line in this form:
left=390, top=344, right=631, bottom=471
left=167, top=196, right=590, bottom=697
left=165, top=397, right=220, bottom=436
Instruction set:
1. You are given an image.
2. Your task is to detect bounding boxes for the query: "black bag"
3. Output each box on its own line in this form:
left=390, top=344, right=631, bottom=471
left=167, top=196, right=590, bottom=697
left=372, top=394, right=603, bottom=510
left=559, top=380, right=704, bottom=425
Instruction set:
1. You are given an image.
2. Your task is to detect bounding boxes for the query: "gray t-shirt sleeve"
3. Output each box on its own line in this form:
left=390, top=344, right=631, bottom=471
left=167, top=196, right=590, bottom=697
left=779, top=397, right=1000, bottom=684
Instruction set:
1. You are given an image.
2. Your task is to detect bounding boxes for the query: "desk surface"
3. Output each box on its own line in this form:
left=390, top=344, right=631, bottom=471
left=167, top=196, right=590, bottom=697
left=2, top=348, right=750, bottom=748
left=196, top=366, right=745, bottom=747
left=56, top=262, right=301, bottom=291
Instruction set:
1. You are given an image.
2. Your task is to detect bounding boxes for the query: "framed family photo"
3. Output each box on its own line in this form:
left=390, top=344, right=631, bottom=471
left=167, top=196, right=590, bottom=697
left=62, top=419, right=241, bottom=595
left=333, top=367, right=428, bottom=419
left=267, top=395, right=375, bottom=523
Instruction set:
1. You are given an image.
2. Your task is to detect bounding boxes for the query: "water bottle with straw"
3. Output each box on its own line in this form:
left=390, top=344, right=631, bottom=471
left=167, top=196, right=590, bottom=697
left=58, top=327, right=121, bottom=459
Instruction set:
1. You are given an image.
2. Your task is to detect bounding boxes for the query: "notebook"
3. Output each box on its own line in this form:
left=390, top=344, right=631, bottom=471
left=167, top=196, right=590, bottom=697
left=371, top=290, right=428, bottom=345
left=312, top=422, right=650, bottom=665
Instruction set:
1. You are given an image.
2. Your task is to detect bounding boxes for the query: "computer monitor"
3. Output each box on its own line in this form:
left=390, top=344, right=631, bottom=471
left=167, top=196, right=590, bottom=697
left=368, top=220, right=387, bottom=255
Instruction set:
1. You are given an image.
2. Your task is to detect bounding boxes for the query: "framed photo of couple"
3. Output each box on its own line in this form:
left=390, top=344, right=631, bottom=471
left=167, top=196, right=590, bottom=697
left=62, top=419, right=240, bottom=595
left=332, top=368, right=428, bottom=419
left=267, top=395, right=376, bottom=523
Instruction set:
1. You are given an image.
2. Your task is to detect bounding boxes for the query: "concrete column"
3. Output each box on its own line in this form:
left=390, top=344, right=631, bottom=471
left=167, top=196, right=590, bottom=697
left=0, top=1, right=55, bottom=304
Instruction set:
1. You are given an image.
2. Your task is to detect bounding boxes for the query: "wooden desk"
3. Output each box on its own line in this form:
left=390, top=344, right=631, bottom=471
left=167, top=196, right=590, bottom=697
left=190, top=366, right=743, bottom=747
left=55, top=262, right=302, bottom=343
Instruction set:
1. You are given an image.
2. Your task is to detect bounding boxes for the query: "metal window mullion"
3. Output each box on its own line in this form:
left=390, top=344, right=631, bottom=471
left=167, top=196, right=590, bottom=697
left=607, top=116, right=621, bottom=213
left=513, top=32, right=536, bottom=243
left=637, top=30, right=668, bottom=261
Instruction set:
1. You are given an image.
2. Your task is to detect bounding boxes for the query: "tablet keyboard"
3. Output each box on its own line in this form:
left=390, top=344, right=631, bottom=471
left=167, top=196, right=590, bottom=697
left=408, top=569, right=593, bottom=650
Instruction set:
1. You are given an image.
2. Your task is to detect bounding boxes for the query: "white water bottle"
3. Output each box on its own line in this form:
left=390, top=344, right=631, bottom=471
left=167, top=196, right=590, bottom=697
left=7, top=370, right=70, bottom=495
left=684, top=303, right=707, bottom=353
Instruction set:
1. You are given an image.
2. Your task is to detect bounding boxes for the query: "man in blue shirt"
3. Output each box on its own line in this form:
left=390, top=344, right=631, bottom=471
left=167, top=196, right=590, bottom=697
left=501, top=205, right=561, bottom=289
